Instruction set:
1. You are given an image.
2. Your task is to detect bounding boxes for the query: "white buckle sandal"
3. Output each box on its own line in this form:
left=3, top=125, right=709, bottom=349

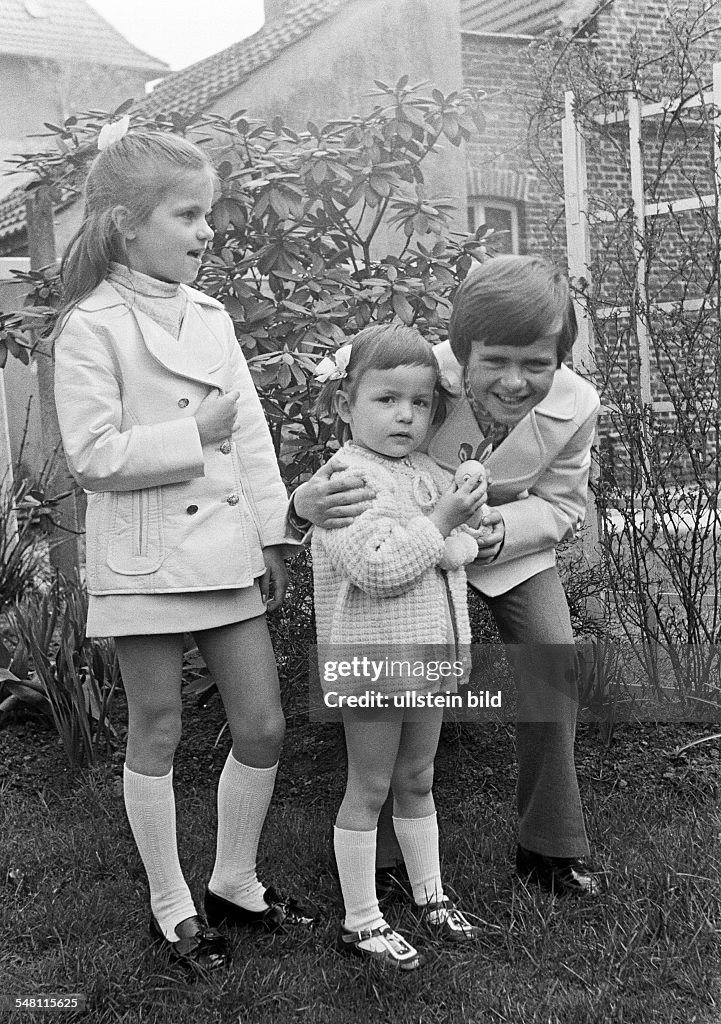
left=337, top=923, right=425, bottom=970
left=420, top=899, right=481, bottom=942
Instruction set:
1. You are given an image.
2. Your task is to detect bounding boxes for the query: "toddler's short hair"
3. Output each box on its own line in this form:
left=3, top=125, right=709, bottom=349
left=316, top=323, right=442, bottom=444
left=449, top=256, right=577, bottom=368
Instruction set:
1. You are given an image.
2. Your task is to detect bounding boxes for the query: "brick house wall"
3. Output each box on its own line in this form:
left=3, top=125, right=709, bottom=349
left=462, top=33, right=562, bottom=258
left=461, top=0, right=721, bottom=487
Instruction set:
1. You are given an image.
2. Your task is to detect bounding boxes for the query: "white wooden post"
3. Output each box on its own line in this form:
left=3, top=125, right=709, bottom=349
left=562, top=91, right=594, bottom=376
left=0, top=372, right=18, bottom=544
left=26, top=187, right=82, bottom=578
left=561, top=90, right=602, bottom=592
left=627, top=94, right=653, bottom=409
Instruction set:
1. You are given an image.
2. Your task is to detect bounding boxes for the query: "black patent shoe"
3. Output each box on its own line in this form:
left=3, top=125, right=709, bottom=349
left=516, top=844, right=604, bottom=896
left=375, top=861, right=411, bottom=905
left=204, top=885, right=319, bottom=933
left=149, top=914, right=229, bottom=971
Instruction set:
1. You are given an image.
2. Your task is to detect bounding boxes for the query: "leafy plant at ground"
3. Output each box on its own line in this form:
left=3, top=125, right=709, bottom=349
left=0, top=470, right=54, bottom=612
left=1, top=576, right=120, bottom=766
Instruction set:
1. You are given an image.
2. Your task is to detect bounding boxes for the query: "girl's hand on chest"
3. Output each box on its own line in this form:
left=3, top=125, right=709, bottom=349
left=194, top=389, right=240, bottom=445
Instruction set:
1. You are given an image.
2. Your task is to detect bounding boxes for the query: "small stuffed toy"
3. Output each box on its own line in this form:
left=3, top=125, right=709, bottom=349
left=454, top=459, right=493, bottom=537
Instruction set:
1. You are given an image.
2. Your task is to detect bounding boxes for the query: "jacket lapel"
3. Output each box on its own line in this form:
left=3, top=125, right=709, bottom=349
left=131, top=299, right=227, bottom=388
left=87, top=280, right=228, bottom=389
left=426, top=399, right=488, bottom=471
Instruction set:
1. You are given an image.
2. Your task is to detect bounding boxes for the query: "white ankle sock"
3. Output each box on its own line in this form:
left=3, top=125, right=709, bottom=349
left=208, top=753, right=278, bottom=913
left=123, top=764, right=196, bottom=941
left=392, top=811, right=445, bottom=907
left=333, top=826, right=385, bottom=933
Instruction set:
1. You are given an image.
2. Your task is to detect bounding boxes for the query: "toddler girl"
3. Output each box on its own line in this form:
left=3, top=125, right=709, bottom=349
left=53, top=127, right=314, bottom=970
left=312, top=324, right=487, bottom=970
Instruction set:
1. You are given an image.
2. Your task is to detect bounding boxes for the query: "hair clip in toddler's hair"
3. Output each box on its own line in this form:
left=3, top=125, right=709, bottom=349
left=314, top=342, right=352, bottom=383
left=97, top=115, right=131, bottom=152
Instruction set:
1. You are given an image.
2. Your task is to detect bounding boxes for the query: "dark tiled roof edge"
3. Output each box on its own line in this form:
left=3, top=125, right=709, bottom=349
left=140, top=0, right=349, bottom=117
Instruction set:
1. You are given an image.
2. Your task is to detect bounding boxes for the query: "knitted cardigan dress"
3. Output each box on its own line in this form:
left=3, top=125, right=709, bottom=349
left=311, top=442, right=479, bottom=695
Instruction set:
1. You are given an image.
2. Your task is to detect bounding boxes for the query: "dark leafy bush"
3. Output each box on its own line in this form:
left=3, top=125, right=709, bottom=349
left=3, top=80, right=489, bottom=486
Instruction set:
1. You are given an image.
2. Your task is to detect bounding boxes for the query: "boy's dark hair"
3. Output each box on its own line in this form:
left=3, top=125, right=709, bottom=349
left=316, top=323, right=443, bottom=444
left=448, top=256, right=577, bottom=368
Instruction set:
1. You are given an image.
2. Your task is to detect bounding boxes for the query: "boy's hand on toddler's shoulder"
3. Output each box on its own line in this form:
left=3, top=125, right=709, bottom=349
left=194, top=389, right=240, bottom=446
left=294, top=459, right=375, bottom=530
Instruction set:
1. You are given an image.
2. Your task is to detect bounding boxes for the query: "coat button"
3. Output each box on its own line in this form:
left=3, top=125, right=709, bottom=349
left=186, top=504, right=198, bottom=515
left=219, top=440, right=232, bottom=455
left=226, top=494, right=240, bottom=506
left=178, top=397, right=190, bottom=408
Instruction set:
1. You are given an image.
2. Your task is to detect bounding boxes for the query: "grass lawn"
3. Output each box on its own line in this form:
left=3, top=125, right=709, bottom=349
left=2, top=682, right=720, bottom=1024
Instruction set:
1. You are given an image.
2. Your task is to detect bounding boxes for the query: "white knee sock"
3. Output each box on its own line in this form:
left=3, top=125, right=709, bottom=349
left=208, top=752, right=277, bottom=913
left=123, top=764, right=196, bottom=941
left=333, top=826, right=385, bottom=933
left=392, top=812, right=445, bottom=907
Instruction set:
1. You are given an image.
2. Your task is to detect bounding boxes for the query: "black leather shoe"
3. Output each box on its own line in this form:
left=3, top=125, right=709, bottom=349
left=204, top=885, right=319, bottom=932
left=149, top=914, right=229, bottom=971
left=375, top=861, right=411, bottom=905
left=516, top=845, right=604, bottom=896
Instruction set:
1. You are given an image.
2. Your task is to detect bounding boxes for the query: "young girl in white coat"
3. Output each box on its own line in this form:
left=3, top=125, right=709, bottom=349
left=312, top=324, right=487, bottom=971
left=54, top=128, right=314, bottom=969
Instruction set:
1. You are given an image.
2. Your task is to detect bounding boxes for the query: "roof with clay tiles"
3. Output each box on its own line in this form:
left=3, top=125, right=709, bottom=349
left=460, top=0, right=594, bottom=36
left=0, top=0, right=167, bottom=71
left=140, top=0, right=351, bottom=117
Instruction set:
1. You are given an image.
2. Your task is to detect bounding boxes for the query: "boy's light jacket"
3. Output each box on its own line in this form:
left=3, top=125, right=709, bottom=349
left=429, top=341, right=601, bottom=597
left=54, top=280, right=292, bottom=595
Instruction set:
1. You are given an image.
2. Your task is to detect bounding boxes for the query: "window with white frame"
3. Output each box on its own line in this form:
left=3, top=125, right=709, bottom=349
left=466, top=199, right=520, bottom=254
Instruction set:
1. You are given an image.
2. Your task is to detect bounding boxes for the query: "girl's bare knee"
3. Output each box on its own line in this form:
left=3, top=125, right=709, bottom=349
left=128, top=705, right=182, bottom=764
left=233, top=710, right=285, bottom=759
left=392, top=762, right=434, bottom=802
left=348, top=773, right=390, bottom=817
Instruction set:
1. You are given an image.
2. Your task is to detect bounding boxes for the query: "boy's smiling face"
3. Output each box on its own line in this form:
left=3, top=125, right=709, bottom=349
left=465, top=321, right=561, bottom=425
left=336, top=365, right=437, bottom=458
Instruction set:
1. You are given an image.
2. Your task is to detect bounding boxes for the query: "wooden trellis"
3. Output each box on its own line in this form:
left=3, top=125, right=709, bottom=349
left=562, top=61, right=721, bottom=408
left=561, top=67, right=721, bottom=620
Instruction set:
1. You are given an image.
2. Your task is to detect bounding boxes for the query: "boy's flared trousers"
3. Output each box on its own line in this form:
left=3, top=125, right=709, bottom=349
left=376, top=566, right=589, bottom=865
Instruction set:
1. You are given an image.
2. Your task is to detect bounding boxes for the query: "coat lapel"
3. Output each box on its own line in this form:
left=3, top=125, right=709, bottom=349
left=88, top=280, right=228, bottom=389
left=426, top=399, right=487, bottom=471
left=131, top=299, right=227, bottom=388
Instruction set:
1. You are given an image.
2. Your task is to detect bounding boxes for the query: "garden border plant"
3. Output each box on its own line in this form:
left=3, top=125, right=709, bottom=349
left=0, top=575, right=120, bottom=766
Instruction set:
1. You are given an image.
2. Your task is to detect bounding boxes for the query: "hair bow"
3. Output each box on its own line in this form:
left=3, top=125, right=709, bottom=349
left=314, top=342, right=352, bottom=383
left=97, top=115, right=131, bottom=152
